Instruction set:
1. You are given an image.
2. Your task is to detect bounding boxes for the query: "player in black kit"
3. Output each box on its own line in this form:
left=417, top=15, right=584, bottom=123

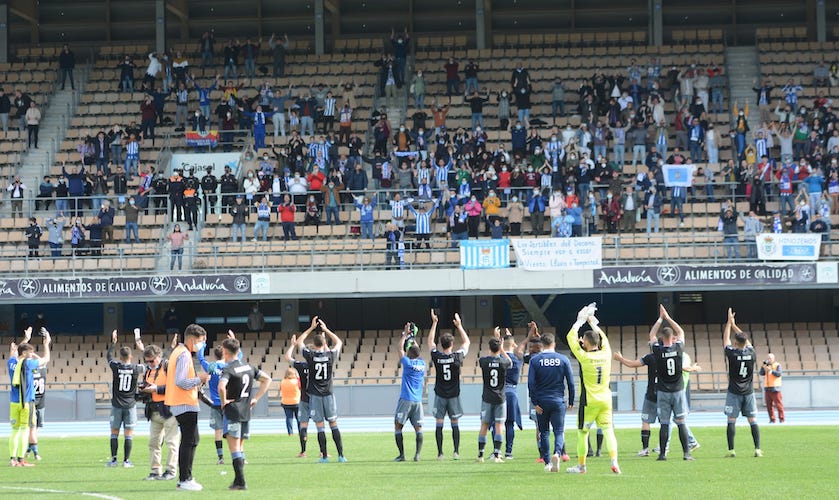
left=218, top=338, right=272, bottom=490
left=723, top=308, right=762, bottom=458
left=285, top=318, right=317, bottom=457
left=106, top=329, right=144, bottom=468
left=427, top=309, right=471, bottom=461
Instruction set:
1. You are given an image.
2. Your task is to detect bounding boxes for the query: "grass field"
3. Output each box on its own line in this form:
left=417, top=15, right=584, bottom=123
left=2, top=426, right=828, bottom=499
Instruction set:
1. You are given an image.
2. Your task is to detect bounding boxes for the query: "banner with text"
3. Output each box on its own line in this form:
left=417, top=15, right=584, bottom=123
left=169, top=152, right=241, bottom=177
left=511, top=237, right=602, bottom=271
left=662, top=164, right=694, bottom=187
left=594, top=263, right=818, bottom=288
left=756, top=233, right=822, bottom=261
left=0, top=274, right=252, bottom=300
left=184, top=130, right=219, bottom=148
left=460, top=239, right=510, bottom=269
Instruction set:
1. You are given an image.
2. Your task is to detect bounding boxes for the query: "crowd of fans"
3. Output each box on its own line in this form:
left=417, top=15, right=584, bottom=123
left=6, top=33, right=839, bottom=261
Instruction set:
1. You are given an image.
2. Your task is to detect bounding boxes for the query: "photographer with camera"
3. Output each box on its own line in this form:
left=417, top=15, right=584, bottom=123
left=106, top=329, right=144, bottom=468
left=139, top=330, right=180, bottom=480
left=759, top=353, right=784, bottom=423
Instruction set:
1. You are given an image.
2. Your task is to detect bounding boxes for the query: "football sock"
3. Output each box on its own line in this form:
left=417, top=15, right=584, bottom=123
left=123, top=436, right=133, bottom=461
left=415, top=431, right=423, bottom=456
left=232, top=451, right=245, bottom=486
left=750, top=422, right=760, bottom=449
left=331, top=428, right=344, bottom=457
left=596, top=429, right=604, bottom=454
left=452, top=425, right=461, bottom=453
left=641, top=429, right=651, bottom=449
left=299, top=427, right=308, bottom=453
left=576, top=429, right=589, bottom=465
left=9, top=427, right=22, bottom=458
left=659, top=424, right=670, bottom=455
left=477, top=435, right=487, bottom=457
left=435, top=424, right=444, bottom=454
left=17, top=430, right=26, bottom=460
left=505, top=421, right=514, bottom=454
left=603, top=426, right=618, bottom=460
left=317, top=431, right=327, bottom=457
left=726, top=422, right=736, bottom=450
left=29, top=442, right=38, bottom=456
left=677, top=424, right=689, bottom=453
left=395, top=431, right=404, bottom=456
left=110, top=434, right=119, bottom=460
left=215, top=440, right=223, bottom=459
left=492, top=439, right=502, bottom=458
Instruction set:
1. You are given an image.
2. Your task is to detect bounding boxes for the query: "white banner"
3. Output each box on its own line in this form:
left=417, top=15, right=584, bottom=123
left=756, top=233, right=822, bottom=261
left=662, top=164, right=694, bottom=187
left=511, top=237, right=602, bottom=271
left=169, top=152, right=242, bottom=177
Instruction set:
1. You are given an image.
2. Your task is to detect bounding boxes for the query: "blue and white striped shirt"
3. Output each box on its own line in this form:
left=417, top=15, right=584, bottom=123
left=126, top=141, right=139, bottom=159
left=390, top=199, right=406, bottom=219
left=323, top=97, right=337, bottom=117
left=408, top=200, right=440, bottom=234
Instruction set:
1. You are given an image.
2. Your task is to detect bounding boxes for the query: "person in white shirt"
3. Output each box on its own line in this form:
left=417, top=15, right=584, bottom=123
left=7, top=176, right=27, bottom=218
left=143, top=52, right=162, bottom=91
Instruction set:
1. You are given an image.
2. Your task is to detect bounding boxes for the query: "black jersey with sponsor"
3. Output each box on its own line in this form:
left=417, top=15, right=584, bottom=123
left=479, top=355, right=512, bottom=404
left=33, top=367, right=47, bottom=409
left=431, top=349, right=465, bottom=398
left=303, top=348, right=337, bottom=397
left=108, top=345, right=143, bottom=409
left=725, top=345, right=756, bottom=395
left=640, top=353, right=657, bottom=402
left=220, top=360, right=265, bottom=422
left=651, top=342, right=684, bottom=393
left=293, top=360, right=311, bottom=403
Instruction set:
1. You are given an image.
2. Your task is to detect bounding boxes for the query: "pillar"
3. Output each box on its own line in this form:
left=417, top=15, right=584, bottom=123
left=0, top=5, right=7, bottom=64
left=475, top=0, right=486, bottom=50
left=816, top=0, right=826, bottom=43
left=155, top=0, right=166, bottom=53
left=103, top=303, right=123, bottom=335
left=314, top=0, right=325, bottom=56
left=281, top=299, right=300, bottom=335
left=651, top=0, right=663, bottom=46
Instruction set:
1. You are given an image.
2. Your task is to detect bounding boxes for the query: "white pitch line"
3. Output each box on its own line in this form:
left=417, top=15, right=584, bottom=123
left=0, top=485, right=124, bottom=500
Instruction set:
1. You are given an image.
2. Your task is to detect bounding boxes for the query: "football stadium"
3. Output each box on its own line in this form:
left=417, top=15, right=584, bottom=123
left=1, top=1, right=839, bottom=497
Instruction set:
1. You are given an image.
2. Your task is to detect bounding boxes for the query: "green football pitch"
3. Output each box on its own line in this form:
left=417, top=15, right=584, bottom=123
left=3, top=426, right=827, bottom=499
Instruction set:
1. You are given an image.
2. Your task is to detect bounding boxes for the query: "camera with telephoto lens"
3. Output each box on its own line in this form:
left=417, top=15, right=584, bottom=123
left=135, top=382, right=151, bottom=403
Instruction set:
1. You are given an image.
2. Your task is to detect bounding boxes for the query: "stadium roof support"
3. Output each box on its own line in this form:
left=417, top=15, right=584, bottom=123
left=8, top=0, right=37, bottom=44
left=165, top=0, right=190, bottom=41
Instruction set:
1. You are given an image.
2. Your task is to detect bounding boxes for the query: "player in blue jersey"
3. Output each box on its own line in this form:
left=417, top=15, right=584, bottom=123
left=528, top=332, right=575, bottom=472
left=502, top=328, right=526, bottom=459
left=8, top=326, right=51, bottom=467
left=197, top=330, right=241, bottom=464
left=394, top=326, right=427, bottom=462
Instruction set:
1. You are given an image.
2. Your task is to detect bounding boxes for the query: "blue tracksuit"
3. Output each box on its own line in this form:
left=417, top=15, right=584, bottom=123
left=528, top=349, right=575, bottom=461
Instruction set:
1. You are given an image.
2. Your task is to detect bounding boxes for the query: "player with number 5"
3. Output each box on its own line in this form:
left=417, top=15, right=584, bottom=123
left=565, top=302, right=621, bottom=474
left=106, top=329, right=144, bottom=468
left=427, top=309, right=471, bottom=461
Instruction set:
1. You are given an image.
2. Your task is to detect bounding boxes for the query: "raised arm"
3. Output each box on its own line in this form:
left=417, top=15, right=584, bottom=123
left=133, top=327, right=145, bottom=352
left=285, top=334, right=298, bottom=363
left=107, top=329, right=118, bottom=363
left=723, top=307, right=735, bottom=347
left=318, top=318, right=343, bottom=353
left=512, top=329, right=526, bottom=360
left=587, top=312, right=609, bottom=351
left=613, top=350, right=644, bottom=368
left=452, top=312, right=470, bottom=353
left=427, top=309, right=439, bottom=351
left=660, top=304, right=684, bottom=343
left=296, top=316, right=319, bottom=351
left=38, top=329, right=51, bottom=367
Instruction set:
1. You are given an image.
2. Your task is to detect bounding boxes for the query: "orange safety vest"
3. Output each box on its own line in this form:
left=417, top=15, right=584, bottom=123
left=164, top=345, right=198, bottom=407
left=280, top=378, right=301, bottom=406
left=144, top=361, right=168, bottom=403
left=764, top=362, right=782, bottom=388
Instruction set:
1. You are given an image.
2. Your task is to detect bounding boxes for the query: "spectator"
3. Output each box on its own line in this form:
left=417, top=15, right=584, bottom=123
left=223, top=40, right=240, bottom=80
left=464, top=59, right=480, bottom=95
left=464, top=195, right=482, bottom=238
left=411, top=70, right=426, bottom=110
left=353, top=195, right=376, bottom=240
left=620, top=185, right=640, bottom=233
left=168, top=224, right=189, bottom=271
left=24, top=217, right=42, bottom=258
left=116, top=55, right=137, bottom=94
left=465, top=89, right=490, bottom=131
left=809, top=213, right=830, bottom=255
left=45, top=213, right=66, bottom=258
left=528, top=188, right=546, bottom=236
left=230, top=195, right=248, bottom=242
left=720, top=206, right=741, bottom=260
left=482, top=190, right=501, bottom=236
left=85, top=216, right=104, bottom=256
left=142, top=52, right=162, bottom=92
left=13, top=90, right=31, bottom=133
left=444, top=57, right=460, bottom=96
left=383, top=223, right=404, bottom=269
left=305, top=195, right=320, bottom=229
left=241, top=38, right=260, bottom=81
left=269, top=33, right=289, bottom=77
left=814, top=61, right=830, bottom=88
left=743, top=211, right=763, bottom=259
left=601, top=191, right=620, bottom=234
left=391, top=28, right=410, bottom=86
left=36, top=175, right=55, bottom=211
left=119, top=196, right=141, bottom=244
left=670, top=184, right=687, bottom=227
left=0, top=88, right=10, bottom=133
left=7, top=176, right=26, bottom=218
left=644, top=186, right=661, bottom=235
left=551, top=77, right=566, bottom=123
left=98, top=199, right=116, bottom=244
left=25, top=101, right=41, bottom=148
left=271, top=83, right=292, bottom=139
left=709, top=68, right=726, bottom=115
left=70, top=217, right=86, bottom=255
left=58, top=44, right=76, bottom=90
left=278, top=194, right=298, bottom=241
left=407, top=199, right=439, bottom=249
left=506, top=195, right=524, bottom=236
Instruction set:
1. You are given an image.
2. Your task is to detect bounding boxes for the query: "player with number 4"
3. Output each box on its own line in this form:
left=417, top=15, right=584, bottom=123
left=106, top=329, right=144, bottom=468
left=427, top=309, right=471, bottom=461
left=723, top=307, right=762, bottom=458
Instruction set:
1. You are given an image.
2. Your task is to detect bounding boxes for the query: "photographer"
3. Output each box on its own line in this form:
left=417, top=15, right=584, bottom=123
left=139, top=331, right=179, bottom=480
left=106, top=329, right=144, bottom=468
left=6, top=176, right=26, bottom=219
left=759, top=353, right=784, bottom=423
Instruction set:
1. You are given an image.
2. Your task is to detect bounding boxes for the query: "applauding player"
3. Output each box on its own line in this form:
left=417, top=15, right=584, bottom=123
left=106, top=329, right=144, bottom=468
left=477, top=330, right=512, bottom=463
left=393, top=324, right=427, bottom=462
left=428, top=310, right=470, bottom=461
left=723, top=308, right=762, bottom=458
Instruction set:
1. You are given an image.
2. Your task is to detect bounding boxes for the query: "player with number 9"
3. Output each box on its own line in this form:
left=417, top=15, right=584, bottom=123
left=427, top=309, right=471, bottom=461
left=106, top=329, right=144, bottom=468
